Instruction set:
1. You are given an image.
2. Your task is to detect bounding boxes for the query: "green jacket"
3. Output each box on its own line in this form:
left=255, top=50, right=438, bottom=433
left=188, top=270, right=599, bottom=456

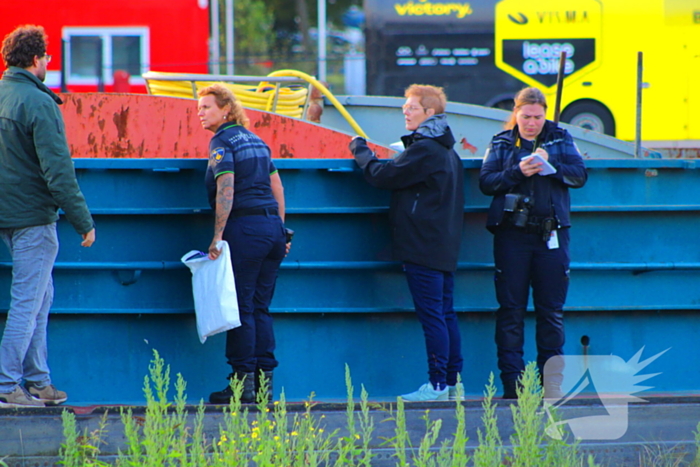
left=0, top=67, right=93, bottom=233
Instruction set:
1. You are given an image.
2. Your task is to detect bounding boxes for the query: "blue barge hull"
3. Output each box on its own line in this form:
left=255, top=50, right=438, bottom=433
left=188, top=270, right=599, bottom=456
left=1, top=157, right=698, bottom=404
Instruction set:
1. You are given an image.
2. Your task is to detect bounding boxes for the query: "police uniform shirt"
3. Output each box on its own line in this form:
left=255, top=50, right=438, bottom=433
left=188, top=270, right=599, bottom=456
left=205, top=123, right=278, bottom=212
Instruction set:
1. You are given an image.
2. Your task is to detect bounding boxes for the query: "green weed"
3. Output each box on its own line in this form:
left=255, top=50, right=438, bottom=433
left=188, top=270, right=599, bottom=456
left=57, top=351, right=606, bottom=466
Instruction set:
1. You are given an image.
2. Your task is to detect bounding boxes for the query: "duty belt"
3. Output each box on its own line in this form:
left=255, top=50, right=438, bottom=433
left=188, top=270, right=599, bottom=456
left=524, top=217, right=546, bottom=234
left=231, top=207, right=279, bottom=218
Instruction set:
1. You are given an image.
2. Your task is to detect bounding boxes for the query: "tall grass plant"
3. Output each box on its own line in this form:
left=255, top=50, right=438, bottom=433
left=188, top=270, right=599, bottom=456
left=58, top=351, right=601, bottom=466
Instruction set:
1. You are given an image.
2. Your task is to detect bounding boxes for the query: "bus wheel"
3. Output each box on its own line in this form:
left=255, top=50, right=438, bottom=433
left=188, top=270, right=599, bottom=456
left=560, top=101, right=615, bottom=136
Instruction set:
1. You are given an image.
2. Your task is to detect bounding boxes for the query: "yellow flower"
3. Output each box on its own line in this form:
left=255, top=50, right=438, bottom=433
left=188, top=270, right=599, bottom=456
left=251, top=431, right=259, bottom=439
left=291, top=431, right=298, bottom=436
left=354, top=434, right=361, bottom=440
left=273, top=436, right=280, bottom=441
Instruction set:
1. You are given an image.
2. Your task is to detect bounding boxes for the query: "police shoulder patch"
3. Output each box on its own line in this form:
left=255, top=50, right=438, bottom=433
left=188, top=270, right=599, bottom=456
left=210, top=147, right=225, bottom=162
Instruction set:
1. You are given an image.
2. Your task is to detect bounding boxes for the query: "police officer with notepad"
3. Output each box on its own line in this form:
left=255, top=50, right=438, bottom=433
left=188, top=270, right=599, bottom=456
left=479, top=87, right=587, bottom=399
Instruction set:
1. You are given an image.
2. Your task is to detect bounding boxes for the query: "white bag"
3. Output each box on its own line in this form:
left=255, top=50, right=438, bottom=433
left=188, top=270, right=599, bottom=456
left=181, top=240, right=241, bottom=343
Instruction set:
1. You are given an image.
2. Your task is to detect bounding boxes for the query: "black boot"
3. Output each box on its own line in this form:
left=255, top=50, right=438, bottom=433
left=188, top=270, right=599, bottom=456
left=502, top=379, right=522, bottom=400
left=209, top=371, right=255, bottom=404
left=255, top=370, right=273, bottom=403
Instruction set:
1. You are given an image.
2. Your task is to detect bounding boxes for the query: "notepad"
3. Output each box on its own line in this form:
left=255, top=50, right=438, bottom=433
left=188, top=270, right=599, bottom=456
left=522, top=154, right=557, bottom=176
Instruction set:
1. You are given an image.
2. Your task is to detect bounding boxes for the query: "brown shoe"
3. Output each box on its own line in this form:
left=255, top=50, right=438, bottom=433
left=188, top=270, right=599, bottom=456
left=0, top=386, right=45, bottom=408
left=25, top=383, right=67, bottom=405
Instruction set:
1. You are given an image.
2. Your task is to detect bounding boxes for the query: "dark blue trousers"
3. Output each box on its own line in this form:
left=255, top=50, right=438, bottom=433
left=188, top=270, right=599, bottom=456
left=223, top=214, right=286, bottom=374
left=403, top=262, right=463, bottom=389
left=493, top=228, right=570, bottom=385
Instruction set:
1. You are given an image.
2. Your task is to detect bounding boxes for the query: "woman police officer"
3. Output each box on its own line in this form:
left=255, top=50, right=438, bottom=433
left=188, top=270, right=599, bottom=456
left=479, top=87, right=587, bottom=399
left=197, top=84, right=287, bottom=404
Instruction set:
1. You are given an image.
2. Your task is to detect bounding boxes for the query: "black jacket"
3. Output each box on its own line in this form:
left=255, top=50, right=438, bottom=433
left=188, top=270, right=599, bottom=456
left=479, top=120, right=587, bottom=232
left=349, top=115, right=464, bottom=272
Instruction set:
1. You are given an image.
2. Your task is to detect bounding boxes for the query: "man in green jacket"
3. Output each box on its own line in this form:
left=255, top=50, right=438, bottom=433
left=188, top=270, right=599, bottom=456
left=0, top=25, right=96, bottom=407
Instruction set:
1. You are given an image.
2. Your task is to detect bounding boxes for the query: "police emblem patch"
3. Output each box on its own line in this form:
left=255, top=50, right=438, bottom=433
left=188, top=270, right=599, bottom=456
left=211, top=147, right=225, bottom=162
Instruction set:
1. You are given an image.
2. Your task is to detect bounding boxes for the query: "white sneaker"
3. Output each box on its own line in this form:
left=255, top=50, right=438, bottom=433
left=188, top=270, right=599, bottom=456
left=400, top=382, right=448, bottom=402
left=448, top=383, right=464, bottom=401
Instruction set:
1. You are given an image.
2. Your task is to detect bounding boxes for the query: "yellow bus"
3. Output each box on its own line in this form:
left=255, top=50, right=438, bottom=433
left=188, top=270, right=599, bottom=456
left=364, top=0, right=699, bottom=144
left=494, top=0, right=700, bottom=144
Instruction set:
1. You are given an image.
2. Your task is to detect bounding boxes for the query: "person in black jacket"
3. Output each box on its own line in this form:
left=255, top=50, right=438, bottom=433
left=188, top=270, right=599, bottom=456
left=479, top=87, right=587, bottom=399
left=349, top=84, right=464, bottom=401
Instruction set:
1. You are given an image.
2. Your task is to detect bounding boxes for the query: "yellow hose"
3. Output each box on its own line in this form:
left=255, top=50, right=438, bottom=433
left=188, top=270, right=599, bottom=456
left=145, top=72, right=308, bottom=118
left=265, top=70, right=367, bottom=138
left=144, top=70, right=367, bottom=136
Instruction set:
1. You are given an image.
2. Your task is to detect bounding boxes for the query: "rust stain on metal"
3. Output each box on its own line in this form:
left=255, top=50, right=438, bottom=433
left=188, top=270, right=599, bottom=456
left=657, top=148, right=700, bottom=159
left=113, top=106, right=130, bottom=140
left=278, top=144, right=294, bottom=158
left=59, top=93, right=394, bottom=159
left=185, top=107, right=196, bottom=136
left=254, top=113, right=273, bottom=129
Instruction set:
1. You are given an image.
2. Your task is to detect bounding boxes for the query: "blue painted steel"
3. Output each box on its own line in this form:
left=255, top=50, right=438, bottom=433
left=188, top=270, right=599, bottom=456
left=0, top=157, right=699, bottom=403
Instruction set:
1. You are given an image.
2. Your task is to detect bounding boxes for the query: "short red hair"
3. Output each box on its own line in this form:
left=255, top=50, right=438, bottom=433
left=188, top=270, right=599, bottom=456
left=404, top=84, right=447, bottom=114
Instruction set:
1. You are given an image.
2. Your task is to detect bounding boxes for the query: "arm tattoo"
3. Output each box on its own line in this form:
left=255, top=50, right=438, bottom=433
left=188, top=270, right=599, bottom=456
left=214, top=174, right=234, bottom=239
